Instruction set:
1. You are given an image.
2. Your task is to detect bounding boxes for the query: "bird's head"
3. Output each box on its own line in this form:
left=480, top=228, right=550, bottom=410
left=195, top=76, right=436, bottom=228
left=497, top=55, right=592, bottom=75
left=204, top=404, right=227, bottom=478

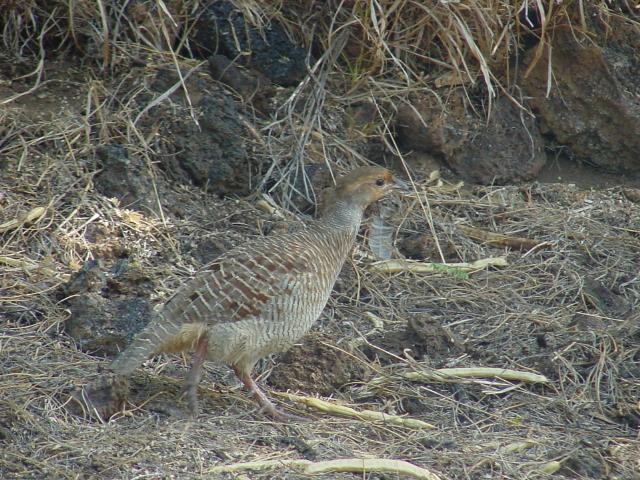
left=329, top=166, right=406, bottom=210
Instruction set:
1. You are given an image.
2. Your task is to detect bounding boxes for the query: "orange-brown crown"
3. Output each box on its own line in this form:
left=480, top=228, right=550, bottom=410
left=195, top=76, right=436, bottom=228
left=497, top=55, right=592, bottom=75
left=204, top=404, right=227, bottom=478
left=328, top=166, right=399, bottom=209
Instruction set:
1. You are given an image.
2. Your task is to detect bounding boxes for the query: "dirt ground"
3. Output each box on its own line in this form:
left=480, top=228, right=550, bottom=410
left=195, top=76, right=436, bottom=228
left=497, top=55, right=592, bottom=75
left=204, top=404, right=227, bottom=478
left=1, top=5, right=640, bottom=479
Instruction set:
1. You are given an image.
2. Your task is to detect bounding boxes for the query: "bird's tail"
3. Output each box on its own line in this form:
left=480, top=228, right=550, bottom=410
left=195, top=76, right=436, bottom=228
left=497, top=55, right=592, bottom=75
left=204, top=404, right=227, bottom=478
left=110, top=271, right=216, bottom=375
left=109, top=309, right=183, bottom=375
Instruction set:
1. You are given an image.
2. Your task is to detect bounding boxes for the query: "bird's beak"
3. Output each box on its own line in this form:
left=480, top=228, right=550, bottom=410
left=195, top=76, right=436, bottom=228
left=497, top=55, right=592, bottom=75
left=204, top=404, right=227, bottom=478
left=392, top=176, right=411, bottom=194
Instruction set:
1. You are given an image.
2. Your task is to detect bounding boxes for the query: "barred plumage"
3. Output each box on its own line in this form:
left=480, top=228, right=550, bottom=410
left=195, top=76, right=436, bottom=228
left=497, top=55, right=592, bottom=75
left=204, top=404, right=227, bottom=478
left=110, top=166, right=403, bottom=419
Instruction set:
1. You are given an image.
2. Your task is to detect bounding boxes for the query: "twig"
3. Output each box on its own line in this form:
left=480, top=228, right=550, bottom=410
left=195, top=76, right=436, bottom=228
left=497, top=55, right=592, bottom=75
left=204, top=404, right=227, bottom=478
left=0, top=207, right=46, bottom=233
left=370, top=257, right=508, bottom=274
left=273, top=392, right=436, bottom=429
left=206, top=457, right=442, bottom=479
left=403, top=367, right=549, bottom=384
left=305, top=458, right=442, bottom=479
left=0, top=256, right=70, bottom=282
left=457, top=224, right=551, bottom=251
left=206, top=459, right=311, bottom=474
left=255, top=194, right=286, bottom=218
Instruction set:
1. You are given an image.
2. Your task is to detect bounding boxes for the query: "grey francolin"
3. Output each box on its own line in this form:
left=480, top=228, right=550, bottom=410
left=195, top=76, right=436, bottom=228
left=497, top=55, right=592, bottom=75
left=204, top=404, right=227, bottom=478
left=110, top=166, right=404, bottom=419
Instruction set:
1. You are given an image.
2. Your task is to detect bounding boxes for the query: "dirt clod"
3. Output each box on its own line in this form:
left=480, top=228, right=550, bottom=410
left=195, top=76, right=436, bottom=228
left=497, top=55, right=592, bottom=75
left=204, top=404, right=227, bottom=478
left=67, top=375, right=130, bottom=421
left=94, top=145, right=158, bottom=213
left=398, top=233, right=460, bottom=261
left=363, top=314, right=465, bottom=366
left=268, top=335, right=370, bottom=395
left=62, top=261, right=154, bottom=356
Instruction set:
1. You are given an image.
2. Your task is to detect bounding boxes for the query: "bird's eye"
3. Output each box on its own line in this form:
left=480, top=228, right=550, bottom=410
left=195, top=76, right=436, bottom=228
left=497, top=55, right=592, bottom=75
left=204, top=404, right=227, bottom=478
left=375, top=178, right=385, bottom=186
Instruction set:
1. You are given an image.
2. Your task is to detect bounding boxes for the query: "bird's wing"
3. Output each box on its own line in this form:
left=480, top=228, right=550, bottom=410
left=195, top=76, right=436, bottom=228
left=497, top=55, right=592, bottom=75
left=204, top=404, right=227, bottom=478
left=160, top=233, right=320, bottom=325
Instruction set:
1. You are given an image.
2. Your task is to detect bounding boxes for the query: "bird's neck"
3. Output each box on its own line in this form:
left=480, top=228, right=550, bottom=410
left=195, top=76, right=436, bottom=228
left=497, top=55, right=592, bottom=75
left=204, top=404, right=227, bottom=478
left=319, top=199, right=365, bottom=233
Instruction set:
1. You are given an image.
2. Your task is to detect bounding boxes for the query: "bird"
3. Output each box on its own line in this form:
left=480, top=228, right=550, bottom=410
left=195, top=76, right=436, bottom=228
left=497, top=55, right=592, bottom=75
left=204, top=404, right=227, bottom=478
left=109, top=166, right=404, bottom=420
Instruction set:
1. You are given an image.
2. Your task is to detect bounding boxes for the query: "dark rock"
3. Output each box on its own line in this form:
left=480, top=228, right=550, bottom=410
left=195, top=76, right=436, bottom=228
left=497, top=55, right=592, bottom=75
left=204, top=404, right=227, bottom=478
left=64, top=259, right=106, bottom=295
left=94, top=145, right=157, bottom=213
left=569, top=313, right=606, bottom=334
left=623, top=188, right=640, bottom=203
left=278, top=436, right=317, bottom=460
left=208, top=54, right=274, bottom=113
left=406, top=314, right=465, bottom=358
left=65, top=295, right=152, bottom=356
left=159, top=91, right=251, bottom=196
left=261, top=163, right=334, bottom=214
left=396, top=94, right=463, bottom=158
left=609, top=402, right=640, bottom=430
left=124, top=0, right=183, bottom=51
left=192, top=1, right=309, bottom=87
left=417, top=436, right=458, bottom=450
left=150, top=68, right=210, bottom=106
left=391, top=151, right=443, bottom=181
left=105, top=260, right=155, bottom=298
left=520, top=29, right=640, bottom=172
left=62, top=261, right=154, bottom=357
left=294, top=163, right=334, bottom=214
left=345, top=101, right=378, bottom=133
left=344, top=101, right=388, bottom=164
left=181, top=237, right=232, bottom=266
left=146, top=68, right=255, bottom=196
left=0, top=399, right=32, bottom=442
left=395, top=93, right=546, bottom=184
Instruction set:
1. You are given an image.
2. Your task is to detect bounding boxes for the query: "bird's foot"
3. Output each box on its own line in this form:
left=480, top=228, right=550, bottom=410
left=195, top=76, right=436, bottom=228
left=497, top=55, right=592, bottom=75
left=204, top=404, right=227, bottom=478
left=250, top=383, right=309, bottom=422
left=179, top=383, right=200, bottom=418
left=259, top=402, right=308, bottom=423
left=180, top=336, right=208, bottom=418
left=232, top=365, right=307, bottom=422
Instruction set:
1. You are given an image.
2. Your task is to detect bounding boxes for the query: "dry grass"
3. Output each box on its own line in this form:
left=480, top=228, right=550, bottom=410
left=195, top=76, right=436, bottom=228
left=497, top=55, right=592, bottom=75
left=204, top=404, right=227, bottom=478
left=2, top=166, right=639, bottom=478
left=1, top=1, right=639, bottom=479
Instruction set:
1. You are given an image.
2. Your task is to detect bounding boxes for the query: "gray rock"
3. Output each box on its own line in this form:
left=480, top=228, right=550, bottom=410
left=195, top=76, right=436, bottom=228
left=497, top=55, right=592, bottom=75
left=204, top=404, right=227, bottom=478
left=520, top=30, right=640, bottom=172
left=396, top=93, right=546, bottom=184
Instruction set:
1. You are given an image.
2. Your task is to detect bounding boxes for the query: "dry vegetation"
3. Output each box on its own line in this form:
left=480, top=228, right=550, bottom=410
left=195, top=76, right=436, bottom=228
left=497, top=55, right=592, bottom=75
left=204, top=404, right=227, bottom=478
left=1, top=1, right=639, bottom=479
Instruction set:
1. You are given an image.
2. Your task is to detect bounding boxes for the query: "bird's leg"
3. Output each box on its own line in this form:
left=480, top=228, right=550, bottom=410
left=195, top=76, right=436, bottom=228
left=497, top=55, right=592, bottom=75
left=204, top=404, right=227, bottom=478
left=231, top=365, right=304, bottom=422
left=181, top=336, right=208, bottom=416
